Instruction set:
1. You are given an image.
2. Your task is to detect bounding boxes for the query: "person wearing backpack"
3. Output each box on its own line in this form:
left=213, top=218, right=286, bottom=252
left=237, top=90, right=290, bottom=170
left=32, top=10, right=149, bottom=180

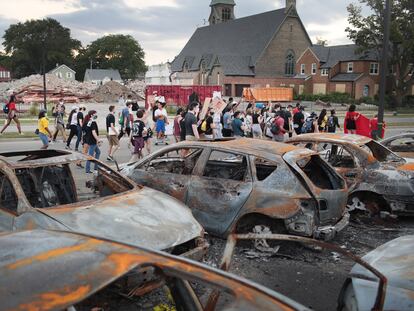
left=84, top=110, right=102, bottom=174
left=129, top=110, right=147, bottom=162
left=118, top=102, right=132, bottom=140
left=271, top=111, right=286, bottom=142
left=1, top=94, right=22, bottom=135
left=318, top=109, right=328, bottom=132
left=302, top=112, right=319, bottom=134
left=327, top=109, right=340, bottom=133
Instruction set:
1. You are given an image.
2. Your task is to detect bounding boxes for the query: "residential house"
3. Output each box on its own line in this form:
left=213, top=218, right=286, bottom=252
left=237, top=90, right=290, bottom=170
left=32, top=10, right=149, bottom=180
left=296, top=44, right=381, bottom=99
left=0, top=66, right=12, bottom=82
left=171, top=0, right=312, bottom=97
left=84, top=69, right=122, bottom=85
left=49, top=64, right=76, bottom=81
left=145, top=63, right=171, bottom=85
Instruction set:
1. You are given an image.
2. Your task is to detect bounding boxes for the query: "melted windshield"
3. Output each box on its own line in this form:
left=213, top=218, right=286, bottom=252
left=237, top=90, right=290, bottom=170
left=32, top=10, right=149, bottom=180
left=365, top=141, right=405, bottom=163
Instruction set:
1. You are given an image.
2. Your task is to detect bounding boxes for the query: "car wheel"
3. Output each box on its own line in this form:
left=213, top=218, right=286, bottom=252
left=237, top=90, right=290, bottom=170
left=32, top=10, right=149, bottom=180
left=347, top=192, right=389, bottom=217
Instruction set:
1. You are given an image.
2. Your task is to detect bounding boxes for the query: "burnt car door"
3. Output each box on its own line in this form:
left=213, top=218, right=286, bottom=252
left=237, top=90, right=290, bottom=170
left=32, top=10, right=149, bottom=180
left=186, top=149, right=253, bottom=236
left=315, top=143, right=362, bottom=188
left=0, top=170, right=18, bottom=231
left=129, top=147, right=203, bottom=202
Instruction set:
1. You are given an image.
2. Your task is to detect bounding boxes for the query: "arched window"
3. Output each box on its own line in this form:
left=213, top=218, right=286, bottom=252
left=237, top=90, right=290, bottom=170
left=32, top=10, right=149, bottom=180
left=222, top=8, right=231, bottom=21
left=285, top=50, right=295, bottom=76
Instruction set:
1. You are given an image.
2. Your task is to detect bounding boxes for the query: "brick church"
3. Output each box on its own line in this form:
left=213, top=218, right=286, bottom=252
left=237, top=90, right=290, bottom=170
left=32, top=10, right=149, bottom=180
left=171, top=0, right=388, bottom=99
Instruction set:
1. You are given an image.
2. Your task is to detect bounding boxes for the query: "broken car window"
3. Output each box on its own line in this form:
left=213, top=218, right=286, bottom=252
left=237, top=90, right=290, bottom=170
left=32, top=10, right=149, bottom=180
left=387, top=137, right=414, bottom=152
left=145, top=148, right=202, bottom=175
left=0, top=172, right=18, bottom=213
left=296, top=156, right=344, bottom=190
left=16, top=161, right=133, bottom=208
left=365, top=141, right=405, bottom=163
left=317, top=143, right=355, bottom=168
left=255, top=158, right=277, bottom=181
left=203, top=151, right=248, bottom=181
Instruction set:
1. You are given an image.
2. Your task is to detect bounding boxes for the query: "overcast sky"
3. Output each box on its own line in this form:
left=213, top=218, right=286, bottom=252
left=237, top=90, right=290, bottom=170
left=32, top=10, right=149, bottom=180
left=0, top=0, right=360, bottom=65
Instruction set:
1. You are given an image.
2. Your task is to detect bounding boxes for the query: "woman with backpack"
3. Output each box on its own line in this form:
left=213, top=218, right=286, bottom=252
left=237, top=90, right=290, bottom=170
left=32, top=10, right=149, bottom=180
left=327, top=110, right=340, bottom=133
left=1, top=95, right=22, bottom=135
left=318, top=109, right=328, bottom=132
left=345, top=104, right=360, bottom=134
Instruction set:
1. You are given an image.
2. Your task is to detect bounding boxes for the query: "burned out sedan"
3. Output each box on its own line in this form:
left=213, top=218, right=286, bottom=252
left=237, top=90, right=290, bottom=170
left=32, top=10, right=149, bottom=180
left=122, top=139, right=349, bottom=241
left=0, top=150, right=207, bottom=258
left=0, top=230, right=309, bottom=311
left=287, top=133, right=414, bottom=215
left=381, top=132, right=414, bottom=158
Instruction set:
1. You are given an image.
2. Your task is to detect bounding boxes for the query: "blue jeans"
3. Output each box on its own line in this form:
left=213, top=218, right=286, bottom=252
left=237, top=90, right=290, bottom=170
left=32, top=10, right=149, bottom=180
left=85, top=144, right=101, bottom=173
left=75, top=125, right=82, bottom=150
left=38, top=133, right=49, bottom=146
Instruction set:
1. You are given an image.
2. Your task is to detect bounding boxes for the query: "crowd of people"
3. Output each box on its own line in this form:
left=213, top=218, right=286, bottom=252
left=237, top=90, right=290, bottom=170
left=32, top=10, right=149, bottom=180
left=0, top=91, right=382, bottom=173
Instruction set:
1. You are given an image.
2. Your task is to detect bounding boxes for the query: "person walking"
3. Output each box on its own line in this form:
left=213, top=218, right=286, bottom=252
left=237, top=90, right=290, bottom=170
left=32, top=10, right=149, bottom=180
left=37, top=109, right=52, bottom=149
left=327, top=110, right=340, bottom=133
left=204, top=108, right=215, bottom=139
left=106, top=105, right=120, bottom=161
left=65, top=106, right=79, bottom=150
left=293, top=106, right=305, bottom=135
left=154, top=101, right=168, bottom=141
left=318, top=109, right=328, bottom=132
left=302, top=112, right=319, bottom=134
left=129, top=110, right=147, bottom=162
left=84, top=111, right=102, bottom=174
left=222, top=107, right=233, bottom=137
left=251, top=107, right=263, bottom=139
left=271, top=111, right=286, bottom=142
left=184, top=102, right=200, bottom=141
left=232, top=111, right=246, bottom=138
left=75, top=104, right=85, bottom=151
left=118, top=102, right=133, bottom=140
left=345, top=104, right=360, bottom=134
left=52, top=102, right=67, bottom=143
left=173, top=108, right=183, bottom=143
left=1, top=94, right=22, bottom=135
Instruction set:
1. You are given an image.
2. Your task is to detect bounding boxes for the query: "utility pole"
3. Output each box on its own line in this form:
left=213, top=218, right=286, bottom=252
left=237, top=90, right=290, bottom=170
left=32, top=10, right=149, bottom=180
left=42, top=44, right=47, bottom=110
left=374, top=0, right=391, bottom=140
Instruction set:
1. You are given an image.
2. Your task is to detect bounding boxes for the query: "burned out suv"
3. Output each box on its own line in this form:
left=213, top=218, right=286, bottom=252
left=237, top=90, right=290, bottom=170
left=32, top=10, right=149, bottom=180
left=122, top=139, right=349, bottom=240
left=0, top=150, right=207, bottom=258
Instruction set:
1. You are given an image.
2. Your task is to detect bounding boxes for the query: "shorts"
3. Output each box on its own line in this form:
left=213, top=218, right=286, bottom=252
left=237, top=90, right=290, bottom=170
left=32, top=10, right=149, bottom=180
left=156, top=120, right=165, bottom=133
left=39, top=133, right=49, bottom=146
left=107, top=135, right=119, bottom=147
left=185, top=135, right=197, bottom=141
left=132, top=137, right=145, bottom=154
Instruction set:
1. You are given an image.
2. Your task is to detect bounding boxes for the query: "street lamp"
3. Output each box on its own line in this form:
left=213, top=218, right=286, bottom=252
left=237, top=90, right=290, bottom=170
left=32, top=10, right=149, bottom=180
left=374, top=0, right=391, bottom=140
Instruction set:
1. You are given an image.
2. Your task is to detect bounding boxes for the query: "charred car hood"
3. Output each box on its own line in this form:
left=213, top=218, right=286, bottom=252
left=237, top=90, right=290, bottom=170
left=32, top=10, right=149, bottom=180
left=37, top=187, right=203, bottom=250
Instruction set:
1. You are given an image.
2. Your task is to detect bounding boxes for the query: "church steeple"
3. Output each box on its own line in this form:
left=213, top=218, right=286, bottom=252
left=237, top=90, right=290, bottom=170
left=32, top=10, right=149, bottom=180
left=285, top=0, right=296, bottom=13
left=209, top=0, right=236, bottom=25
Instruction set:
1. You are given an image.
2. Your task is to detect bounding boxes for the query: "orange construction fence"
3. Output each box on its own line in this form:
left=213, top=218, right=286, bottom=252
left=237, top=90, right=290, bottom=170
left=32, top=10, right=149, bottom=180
left=243, top=87, right=293, bottom=102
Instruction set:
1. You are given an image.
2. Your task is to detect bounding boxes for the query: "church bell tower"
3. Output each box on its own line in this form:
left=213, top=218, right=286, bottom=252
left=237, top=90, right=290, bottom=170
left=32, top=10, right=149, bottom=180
left=285, top=0, right=296, bottom=13
left=209, top=0, right=236, bottom=25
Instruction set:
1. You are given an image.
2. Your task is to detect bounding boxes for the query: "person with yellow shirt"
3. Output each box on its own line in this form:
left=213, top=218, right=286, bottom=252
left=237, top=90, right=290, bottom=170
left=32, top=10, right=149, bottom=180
left=37, top=109, right=52, bottom=149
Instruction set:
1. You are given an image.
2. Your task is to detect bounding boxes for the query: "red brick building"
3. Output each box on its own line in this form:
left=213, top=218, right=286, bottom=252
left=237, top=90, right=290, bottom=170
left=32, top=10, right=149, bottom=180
left=0, top=66, right=11, bottom=82
left=295, top=45, right=381, bottom=99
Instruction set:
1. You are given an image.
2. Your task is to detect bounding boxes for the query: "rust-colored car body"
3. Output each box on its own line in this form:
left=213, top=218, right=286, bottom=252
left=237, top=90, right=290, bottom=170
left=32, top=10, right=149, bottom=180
left=122, top=139, right=349, bottom=240
left=381, top=132, right=414, bottom=159
left=0, top=150, right=207, bottom=258
left=0, top=230, right=309, bottom=311
left=287, top=133, right=414, bottom=214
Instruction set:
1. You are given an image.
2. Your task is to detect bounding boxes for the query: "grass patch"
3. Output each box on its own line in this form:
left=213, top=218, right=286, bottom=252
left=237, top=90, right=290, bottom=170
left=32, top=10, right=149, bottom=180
left=0, top=131, right=38, bottom=139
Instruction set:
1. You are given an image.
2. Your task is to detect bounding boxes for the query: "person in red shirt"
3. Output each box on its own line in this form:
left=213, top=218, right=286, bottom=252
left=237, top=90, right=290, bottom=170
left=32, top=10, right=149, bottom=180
left=292, top=102, right=301, bottom=115
left=345, top=104, right=360, bottom=135
left=272, top=111, right=287, bottom=142
left=1, top=95, right=22, bottom=135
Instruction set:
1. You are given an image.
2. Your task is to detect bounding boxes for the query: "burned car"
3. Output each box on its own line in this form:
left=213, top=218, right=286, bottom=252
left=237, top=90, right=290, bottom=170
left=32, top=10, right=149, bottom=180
left=338, top=235, right=414, bottom=311
left=121, top=139, right=349, bottom=240
left=0, top=229, right=310, bottom=311
left=0, top=150, right=207, bottom=258
left=287, top=133, right=414, bottom=215
left=381, top=132, right=414, bottom=158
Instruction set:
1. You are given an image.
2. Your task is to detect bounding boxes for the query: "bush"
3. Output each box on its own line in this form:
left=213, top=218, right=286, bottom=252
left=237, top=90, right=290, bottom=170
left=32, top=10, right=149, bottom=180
left=294, top=92, right=353, bottom=104
left=29, top=104, right=39, bottom=117
left=357, top=96, right=377, bottom=105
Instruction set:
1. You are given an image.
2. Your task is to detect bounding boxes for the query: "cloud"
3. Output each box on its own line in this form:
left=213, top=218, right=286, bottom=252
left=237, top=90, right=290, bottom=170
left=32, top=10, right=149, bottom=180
left=0, top=0, right=361, bottom=65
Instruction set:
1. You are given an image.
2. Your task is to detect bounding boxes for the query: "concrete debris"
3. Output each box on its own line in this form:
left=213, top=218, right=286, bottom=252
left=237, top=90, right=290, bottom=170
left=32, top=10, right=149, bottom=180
left=346, top=197, right=367, bottom=212
left=92, top=81, right=144, bottom=103
left=331, top=252, right=341, bottom=262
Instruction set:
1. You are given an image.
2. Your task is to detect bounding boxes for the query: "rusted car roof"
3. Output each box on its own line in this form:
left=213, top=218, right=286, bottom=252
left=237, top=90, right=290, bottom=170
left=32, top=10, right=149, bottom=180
left=175, top=138, right=304, bottom=160
left=0, top=230, right=308, bottom=311
left=0, top=150, right=92, bottom=169
left=288, top=133, right=372, bottom=146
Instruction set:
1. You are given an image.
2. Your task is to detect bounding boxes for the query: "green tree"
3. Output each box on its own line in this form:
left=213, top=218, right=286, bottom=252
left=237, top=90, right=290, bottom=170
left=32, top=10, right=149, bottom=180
left=346, top=0, right=414, bottom=108
left=77, top=34, right=147, bottom=80
left=3, top=18, right=81, bottom=78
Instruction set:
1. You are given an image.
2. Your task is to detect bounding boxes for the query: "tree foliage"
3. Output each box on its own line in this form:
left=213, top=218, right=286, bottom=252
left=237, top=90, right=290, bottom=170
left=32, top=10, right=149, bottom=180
left=75, top=34, right=147, bottom=80
left=346, top=0, right=414, bottom=107
left=3, top=18, right=81, bottom=78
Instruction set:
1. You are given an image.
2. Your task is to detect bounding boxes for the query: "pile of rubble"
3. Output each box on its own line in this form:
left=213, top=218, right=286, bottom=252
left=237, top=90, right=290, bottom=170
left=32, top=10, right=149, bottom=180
left=92, top=81, right=144, bottom=103
left=0, top=74, right=147, bottom=104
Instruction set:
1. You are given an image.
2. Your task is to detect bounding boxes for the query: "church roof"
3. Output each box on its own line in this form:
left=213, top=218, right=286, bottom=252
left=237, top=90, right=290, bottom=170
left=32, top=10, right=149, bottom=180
left=171, top=8, right=291, bottom=76
left=311, top=44, right=379, bottom=69
left=210, top=0, right=235, bottom=6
